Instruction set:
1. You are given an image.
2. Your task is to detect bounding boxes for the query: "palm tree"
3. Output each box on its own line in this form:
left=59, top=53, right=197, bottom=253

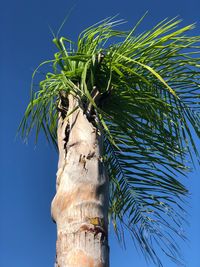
left=20, top=15, right=200, bottom=267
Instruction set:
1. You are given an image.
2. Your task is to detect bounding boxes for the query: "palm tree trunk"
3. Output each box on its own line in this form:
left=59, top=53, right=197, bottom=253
left=51, top=95, right=109, bottom=267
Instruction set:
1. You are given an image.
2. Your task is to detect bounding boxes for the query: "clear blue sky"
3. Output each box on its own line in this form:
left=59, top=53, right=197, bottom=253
left=0, top=0, right=200, bottom=266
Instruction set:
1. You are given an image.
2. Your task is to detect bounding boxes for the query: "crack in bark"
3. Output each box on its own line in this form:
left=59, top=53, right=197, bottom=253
left=58, top=90, right=69, bottom=119
left=79, top=154, right=87, bottom=171
left=63, top=123, right=70, bottom=152
left=86, top=151, right=96, bottom=160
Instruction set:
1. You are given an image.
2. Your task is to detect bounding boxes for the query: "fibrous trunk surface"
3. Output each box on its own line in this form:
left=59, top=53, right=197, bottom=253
left=51, top=95, right=109, bottom=267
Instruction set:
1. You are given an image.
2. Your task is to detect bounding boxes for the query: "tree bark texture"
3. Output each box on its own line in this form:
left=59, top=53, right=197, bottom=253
left=51, top=95, right=109, bottom=267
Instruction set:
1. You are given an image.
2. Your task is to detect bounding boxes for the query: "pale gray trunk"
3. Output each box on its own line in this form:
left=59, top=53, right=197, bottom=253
left=51, top=95, right=109, bottom=267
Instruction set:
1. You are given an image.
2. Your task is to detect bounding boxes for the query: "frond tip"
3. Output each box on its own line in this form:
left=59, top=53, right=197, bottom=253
left=19, top=15, right=200, bottom=266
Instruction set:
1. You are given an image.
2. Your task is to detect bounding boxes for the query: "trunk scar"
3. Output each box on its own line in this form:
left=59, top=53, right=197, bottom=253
left=79, top=154, right=87, bottom=171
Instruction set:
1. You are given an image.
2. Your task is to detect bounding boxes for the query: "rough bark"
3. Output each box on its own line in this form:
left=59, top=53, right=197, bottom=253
left=51, top=95, right=109, bottom=267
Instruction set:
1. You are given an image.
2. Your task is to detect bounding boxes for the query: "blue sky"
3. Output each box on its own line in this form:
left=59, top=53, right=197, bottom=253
left=1, top=0, right=200, bottom=266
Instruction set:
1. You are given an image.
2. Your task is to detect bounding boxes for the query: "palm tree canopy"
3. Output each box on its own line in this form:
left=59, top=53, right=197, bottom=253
left=20, top=15, right=200, bottom=266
